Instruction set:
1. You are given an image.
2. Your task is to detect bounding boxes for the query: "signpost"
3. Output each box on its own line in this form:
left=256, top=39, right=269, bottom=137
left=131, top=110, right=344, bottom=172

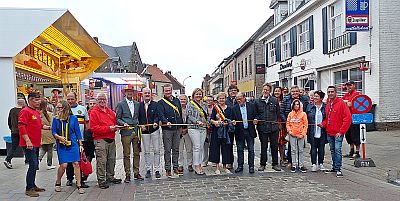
left=346, top=0, right=370, bottom=31
left=351, top=94, right=376, bottom=167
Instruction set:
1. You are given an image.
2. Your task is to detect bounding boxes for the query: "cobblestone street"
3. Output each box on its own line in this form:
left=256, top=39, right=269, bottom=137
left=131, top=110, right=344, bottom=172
left=1, top=130, right=399, bottom=201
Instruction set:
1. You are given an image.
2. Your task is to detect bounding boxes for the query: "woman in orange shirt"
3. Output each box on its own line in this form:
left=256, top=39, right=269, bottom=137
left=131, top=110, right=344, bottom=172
left=286, top=99, right=308, bottom=173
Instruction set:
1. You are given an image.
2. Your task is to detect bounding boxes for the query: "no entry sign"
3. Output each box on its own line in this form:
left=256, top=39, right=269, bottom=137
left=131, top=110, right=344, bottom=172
left=352, top=94, right=372, bottom=114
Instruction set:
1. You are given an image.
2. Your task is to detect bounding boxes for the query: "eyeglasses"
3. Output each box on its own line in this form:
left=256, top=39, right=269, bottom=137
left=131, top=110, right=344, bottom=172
left=97, top=98, right=107, bottom=101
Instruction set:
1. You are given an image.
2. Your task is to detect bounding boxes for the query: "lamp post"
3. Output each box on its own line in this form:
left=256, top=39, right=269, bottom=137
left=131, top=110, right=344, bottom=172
left=182, top=75, right=192, bottom=94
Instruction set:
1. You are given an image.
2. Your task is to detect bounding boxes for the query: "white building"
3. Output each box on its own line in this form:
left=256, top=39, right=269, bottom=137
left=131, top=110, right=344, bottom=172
left=260, top=0, right=400, bottom=128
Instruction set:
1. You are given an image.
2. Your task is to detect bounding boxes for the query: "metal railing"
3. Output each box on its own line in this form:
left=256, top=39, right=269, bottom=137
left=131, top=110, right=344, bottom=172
left=329, top=32, right=351, bottom=53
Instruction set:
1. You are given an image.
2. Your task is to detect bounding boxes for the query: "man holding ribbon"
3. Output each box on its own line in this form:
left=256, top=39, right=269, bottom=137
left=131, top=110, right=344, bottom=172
left=158, top=83, right=183, bottom=177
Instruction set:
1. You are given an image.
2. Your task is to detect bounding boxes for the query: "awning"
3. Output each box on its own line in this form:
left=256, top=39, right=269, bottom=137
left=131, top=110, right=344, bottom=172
left=88, top=72, right=144, bottom=86
left=0, top=8, right=108, bottom=83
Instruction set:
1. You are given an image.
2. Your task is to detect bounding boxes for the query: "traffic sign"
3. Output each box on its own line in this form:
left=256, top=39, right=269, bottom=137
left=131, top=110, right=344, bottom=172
left=352, top=113, right=373, bottom=124
left=360, top=124, right=367, bottom=144
left=352, top=94, right=372, bottom=114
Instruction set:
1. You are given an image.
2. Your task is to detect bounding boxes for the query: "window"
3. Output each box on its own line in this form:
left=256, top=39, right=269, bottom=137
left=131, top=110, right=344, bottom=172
left=330, top=1, right=344, bottom=40
left=249, top=55, right=252, bottom=75
left=282, top=31, right=291, bottom=60
left=269, top=41, right=276, bottom=65
left=241, top=60, right=244, bottom=79
left=334, top=68, right=363, bottom=97
left=300, top=78, right=315, bottom=92
left=245, top=58, right=248, bottom=77
left=298, top=20, right=310, bottom=53
left=237, top=63, right=240, bottom=80
left=288, top=0, right=302, bottom=14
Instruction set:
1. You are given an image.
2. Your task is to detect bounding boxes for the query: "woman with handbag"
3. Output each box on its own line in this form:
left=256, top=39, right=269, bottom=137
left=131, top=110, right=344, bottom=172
left=39, top=99, right=56, bottom=170
left=52, top=100, right=84, bottom=194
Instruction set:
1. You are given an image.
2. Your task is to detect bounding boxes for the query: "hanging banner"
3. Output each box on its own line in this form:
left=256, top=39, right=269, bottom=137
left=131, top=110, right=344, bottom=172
left=346, top=0, right=370, bottom=31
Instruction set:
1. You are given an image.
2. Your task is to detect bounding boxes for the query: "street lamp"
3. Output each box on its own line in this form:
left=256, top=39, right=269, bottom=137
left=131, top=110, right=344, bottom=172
left=182, top=75, right=192, bottom=86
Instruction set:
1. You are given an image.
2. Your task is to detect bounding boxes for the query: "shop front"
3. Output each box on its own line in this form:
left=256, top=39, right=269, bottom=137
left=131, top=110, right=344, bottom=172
left=0, top=8, right=108, bottom=149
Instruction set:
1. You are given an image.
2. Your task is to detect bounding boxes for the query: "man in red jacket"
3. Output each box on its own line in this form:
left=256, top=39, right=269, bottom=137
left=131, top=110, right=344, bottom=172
left=90, top=93, right=122, bottom=189
left=319, top=86, right=351, bottom=178
left=342, top=80, right=361, bottom=159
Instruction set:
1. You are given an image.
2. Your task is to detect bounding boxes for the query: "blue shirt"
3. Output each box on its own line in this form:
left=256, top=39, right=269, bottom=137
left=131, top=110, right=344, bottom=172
left=240, top=104, right=248, bottom=129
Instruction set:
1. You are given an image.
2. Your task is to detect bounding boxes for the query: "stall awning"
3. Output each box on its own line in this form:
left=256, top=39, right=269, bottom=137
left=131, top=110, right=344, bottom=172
left=0, top=8, right=108, bottom=82
left=88, top=72, right=144, bottom=86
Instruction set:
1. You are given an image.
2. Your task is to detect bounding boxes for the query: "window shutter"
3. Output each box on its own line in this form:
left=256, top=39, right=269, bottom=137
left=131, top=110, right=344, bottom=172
left=322, top=7, right=328, bottom=54
left=275, top=81, right=280, bottom=87
left=265, top=43, right=269, bottom=66
left=275, top=36, right=281, bottom=62
left=309, top=15, right=314, bottom=50
left=350, top=32, right=357, bottom=45
left=294, top=77, right=298, bottom=85
left=290, top=26, right=297, bottom=56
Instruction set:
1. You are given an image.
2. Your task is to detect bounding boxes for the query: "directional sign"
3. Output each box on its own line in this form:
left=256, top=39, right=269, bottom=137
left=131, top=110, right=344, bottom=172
left=352, top=113, right=373, bottom=124
left=360, top=124, right=367, bottom=144
left=352, top=94, right=372, bottom=114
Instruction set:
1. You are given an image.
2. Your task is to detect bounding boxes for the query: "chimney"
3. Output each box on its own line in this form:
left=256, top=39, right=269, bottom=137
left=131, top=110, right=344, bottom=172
left=167, top=71, right=171, bottom=74
left=93, top=37, right=99, bottom=43
left=153, top=64, right=157, bottom=67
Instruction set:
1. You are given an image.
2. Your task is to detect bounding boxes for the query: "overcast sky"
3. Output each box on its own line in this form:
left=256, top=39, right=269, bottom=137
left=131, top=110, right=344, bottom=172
left=1, top=0, right=273, bottom=95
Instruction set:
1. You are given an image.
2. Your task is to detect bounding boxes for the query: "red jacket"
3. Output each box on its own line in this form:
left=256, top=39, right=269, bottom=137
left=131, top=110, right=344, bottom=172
left=321, top=97, right=351, bottom=136
left=89, top=105, right=117, bottom=140
left=342, top=90, right=361, bottom=114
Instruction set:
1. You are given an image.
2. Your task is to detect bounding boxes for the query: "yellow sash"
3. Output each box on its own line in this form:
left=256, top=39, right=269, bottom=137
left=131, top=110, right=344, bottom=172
left=162, top=98, right=180, bottom=115
left=191, top=100, right=207, bottom=123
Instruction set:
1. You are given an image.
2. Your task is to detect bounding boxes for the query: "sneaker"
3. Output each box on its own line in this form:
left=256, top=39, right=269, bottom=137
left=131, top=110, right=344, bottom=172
left=3, top=161, right=12, bottom=169
left=134, top=174, right=144, bottom=181
left=145, top=170, right=151, bottom=178
left=325, top=169, right=336, bottom=174
left=249, top=167, right=255, bottom=174
left=353, top=153, right=361, bottom=159
left=319, top=164, right=326, bottom=171
left=25, top=188, right=39, bottom=197
left=202, top=162, right=208, bottom=167
left=212, top=163, right=217, bottom=167
left=98, top=182, right=109, bottom=189
left=215, top=169, right=221, bottom=175
left=155, top=171, right=161, bottom=178
left=47, top=165, right=56, bottom=170
left=291, top=166, right=296, bottom=173
left=272, top=165, right=282, bottom=171
left=107, top=178, right=122, bottom=184
left=300, top=166, right=307, bottom=173
left=174, top=168, right=181, bottom=176
left=224, top=168, right=232, bottom=174
left=166, top=170, right=172, bottom=178
left=124, top=175, right=131, bottom=183
left=188, top=165, right=194, bottom=172
left=80, top=182, right=89, bottom=188
left=258, top=165, right=266, bottom=171
left=336, top=171, right=343, bottom=177
left=311, top=164, right=317, bottom=172
left=66, top=180, right=73, bottom=186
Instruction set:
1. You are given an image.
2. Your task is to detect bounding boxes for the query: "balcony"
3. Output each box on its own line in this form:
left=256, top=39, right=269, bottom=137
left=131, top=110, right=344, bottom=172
left=329, top=32, right=351, bottom=53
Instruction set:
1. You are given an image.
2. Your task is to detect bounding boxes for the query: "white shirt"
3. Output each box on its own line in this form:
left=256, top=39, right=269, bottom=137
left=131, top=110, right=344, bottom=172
left=126, top=98, right=134, bottom=118
left=314, top=104, right=323, bottom=138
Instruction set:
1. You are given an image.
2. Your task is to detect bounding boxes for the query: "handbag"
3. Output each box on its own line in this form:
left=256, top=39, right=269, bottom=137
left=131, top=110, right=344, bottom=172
left=80, top=152, right=93, bottom=176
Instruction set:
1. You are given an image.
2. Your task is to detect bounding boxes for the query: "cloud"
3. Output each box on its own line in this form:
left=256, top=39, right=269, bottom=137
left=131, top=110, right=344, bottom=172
left=1, top=0, right=273, bottom=95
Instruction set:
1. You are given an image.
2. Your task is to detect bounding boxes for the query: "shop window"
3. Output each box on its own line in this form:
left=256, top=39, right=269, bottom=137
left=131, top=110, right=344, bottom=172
left=334, top=68, right=362, bottom=97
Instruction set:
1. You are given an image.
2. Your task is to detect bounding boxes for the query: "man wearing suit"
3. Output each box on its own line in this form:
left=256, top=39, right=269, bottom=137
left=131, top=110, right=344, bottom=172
left=254, top=83, right=282, bottom=172
left=116, top=85, right=143, bottom=182
left=138, top=88, right=161, bottom=179
left=233, top=92, right=257, bottom=174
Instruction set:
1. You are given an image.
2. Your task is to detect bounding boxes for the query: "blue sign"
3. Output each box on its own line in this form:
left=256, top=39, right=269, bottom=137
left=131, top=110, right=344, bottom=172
left=352, top=113, right=373, bottom=124
left=345, top=0, right=370, bottom=31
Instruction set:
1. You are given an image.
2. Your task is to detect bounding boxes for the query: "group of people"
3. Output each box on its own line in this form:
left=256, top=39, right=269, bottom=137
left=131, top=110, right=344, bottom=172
left=5, top=80, right=361, bottom=197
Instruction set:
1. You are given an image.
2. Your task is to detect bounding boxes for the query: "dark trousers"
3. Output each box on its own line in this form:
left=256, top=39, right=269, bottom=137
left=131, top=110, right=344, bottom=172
left=83, top=140, right=95, bottom=162
left=209, top=131, right=231, bottom=164
left=23, top=147, right=39, bottom=190
left=310, top=137, right=325, bottom=165
left=228, top=132, right=235, bottom=164
left=288, top=143, right=292, bottom=163
left=6, top=134, right=20, bottom=162
left=236, top=130, right=255, bottom=168
left=259, top=131, right=279, bottom=166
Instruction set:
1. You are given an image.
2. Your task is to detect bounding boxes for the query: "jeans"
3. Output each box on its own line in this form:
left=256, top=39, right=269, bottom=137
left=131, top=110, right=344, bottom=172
left=289, top=135, right=305, bottom=168
left=259, top=131, right=279, bottom=166
left=188, top=129, right=207, bottom=166
left=163, top=129, right=181, bottom=170
left=5, top=134, right=20, bottom=162
left=327, top=135, right=344, bottom=171
left=23, top=147, right=39, bottom=190
left=310, top=137, right=325, bottom=165
left=236, top=130, right=255, bottom=168
left=39, top=143, right=53, bottom=166
left=142, top=129, right=161, bottom=172
left=178, top=133, right=193, bottom=167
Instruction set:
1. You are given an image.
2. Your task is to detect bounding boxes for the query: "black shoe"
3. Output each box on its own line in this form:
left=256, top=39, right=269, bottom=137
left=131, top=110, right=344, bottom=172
left=3, top=161, right=12, bottom=169
left=107, top=178, right=122, bottom=184
left=155, top=171, right=161, bottom=178
left=99, top=182, right=109, bottom=189
left=66, top=180, right=73, bottom=186
left=234, top=167, right=243, bottom=173
left=80, top=182, right=89, bottom=188
left=325, top=169, right=336, bottom=174
left=249, top=167, right=255, bottom=174
left=145, top=170, right=151, bottom=178
left=291, top=167, right=296, bottom=173
left=300, top=167, right=307, bottom=173
left=272, top=165, right=282, bottom=171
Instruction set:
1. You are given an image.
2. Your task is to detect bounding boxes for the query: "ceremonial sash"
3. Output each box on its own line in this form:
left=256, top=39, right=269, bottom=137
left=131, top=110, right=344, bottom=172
left=213, top=104, right=226, bottom=121
left=191, top=100, right=207, bottom=123
left=162, top=98, right=180, bottom=115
